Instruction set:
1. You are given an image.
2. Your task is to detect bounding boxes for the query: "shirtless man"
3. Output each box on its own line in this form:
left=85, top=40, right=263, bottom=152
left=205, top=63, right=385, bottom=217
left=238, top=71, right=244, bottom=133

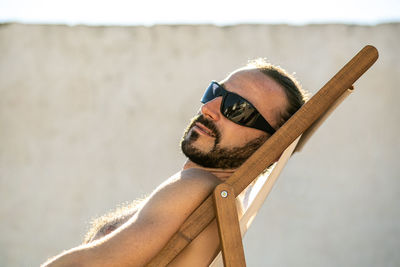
left=42, top=59, right=308, bottom=266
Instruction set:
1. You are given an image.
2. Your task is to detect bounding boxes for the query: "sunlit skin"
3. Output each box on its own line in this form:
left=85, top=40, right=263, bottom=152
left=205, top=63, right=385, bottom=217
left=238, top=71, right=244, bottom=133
left=41, top=67, right=289, bottom=267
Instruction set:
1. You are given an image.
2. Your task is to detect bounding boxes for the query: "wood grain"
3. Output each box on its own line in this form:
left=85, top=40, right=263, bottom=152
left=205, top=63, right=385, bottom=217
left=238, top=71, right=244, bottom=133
left=214, top=184, right=246, bottom=267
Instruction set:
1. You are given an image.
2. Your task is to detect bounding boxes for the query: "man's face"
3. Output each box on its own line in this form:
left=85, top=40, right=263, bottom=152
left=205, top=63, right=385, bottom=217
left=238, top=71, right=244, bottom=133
left=181, top=68, right=288, bottom=169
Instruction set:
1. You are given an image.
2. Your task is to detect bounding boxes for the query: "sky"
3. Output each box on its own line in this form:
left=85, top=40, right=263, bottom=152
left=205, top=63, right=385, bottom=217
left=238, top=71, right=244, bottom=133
left=0, top=0, right=399, bottom=26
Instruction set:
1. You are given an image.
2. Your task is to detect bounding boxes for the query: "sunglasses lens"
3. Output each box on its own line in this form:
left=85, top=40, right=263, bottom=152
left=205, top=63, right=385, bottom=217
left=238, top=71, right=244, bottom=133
left=201, top=82, right=221, bottom=103
left=222, top=93, right=260, bottom=126
left=200, top=81, right=276, bottom=134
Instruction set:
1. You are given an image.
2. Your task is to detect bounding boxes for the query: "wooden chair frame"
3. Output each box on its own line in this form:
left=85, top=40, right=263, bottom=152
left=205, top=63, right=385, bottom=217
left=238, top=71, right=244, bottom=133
left=146, top=45, right=379, bottom=267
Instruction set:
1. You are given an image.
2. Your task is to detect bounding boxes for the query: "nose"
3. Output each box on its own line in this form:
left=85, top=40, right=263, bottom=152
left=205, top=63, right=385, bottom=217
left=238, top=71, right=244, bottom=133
left=201, top=98, right=221, bottom=121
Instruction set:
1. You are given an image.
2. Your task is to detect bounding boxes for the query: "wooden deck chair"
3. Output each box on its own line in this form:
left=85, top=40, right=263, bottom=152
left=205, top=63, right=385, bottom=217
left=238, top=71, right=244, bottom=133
left=146, top=45, right=379, bottom=267
left=209, top=79, right=355, bottom=267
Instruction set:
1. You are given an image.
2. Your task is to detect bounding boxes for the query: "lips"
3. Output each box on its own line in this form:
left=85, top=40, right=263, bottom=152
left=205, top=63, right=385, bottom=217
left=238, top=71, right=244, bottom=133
left=194, top=122, right=216, bottom=137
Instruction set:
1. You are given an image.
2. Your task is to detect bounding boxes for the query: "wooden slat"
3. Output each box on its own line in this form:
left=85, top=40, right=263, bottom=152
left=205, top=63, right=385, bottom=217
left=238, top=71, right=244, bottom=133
left=214, top=183, right=246, bottom=267
left=145, top=45, right=378, bottom=266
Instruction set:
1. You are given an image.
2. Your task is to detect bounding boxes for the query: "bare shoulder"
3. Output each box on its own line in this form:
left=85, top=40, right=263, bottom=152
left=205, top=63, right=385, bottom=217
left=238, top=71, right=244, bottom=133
left=152, top=168, right=220, bottom=200
left=173, top=168, right=221, bottom=190
left=140, top=168, right=220, bottom=219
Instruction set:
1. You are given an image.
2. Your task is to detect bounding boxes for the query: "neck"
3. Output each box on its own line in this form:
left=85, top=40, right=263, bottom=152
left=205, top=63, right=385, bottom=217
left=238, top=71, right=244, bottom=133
left=182, top=159, right=236, bottom=181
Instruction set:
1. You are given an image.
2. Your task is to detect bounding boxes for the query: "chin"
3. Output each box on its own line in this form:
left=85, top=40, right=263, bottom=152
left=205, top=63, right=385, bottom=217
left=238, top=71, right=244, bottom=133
left=182, top=140, right=211, bottom=155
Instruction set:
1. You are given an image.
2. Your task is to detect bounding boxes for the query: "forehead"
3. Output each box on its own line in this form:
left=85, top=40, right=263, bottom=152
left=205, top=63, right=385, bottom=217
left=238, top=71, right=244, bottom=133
left=219, top=68, right=288, bottom=125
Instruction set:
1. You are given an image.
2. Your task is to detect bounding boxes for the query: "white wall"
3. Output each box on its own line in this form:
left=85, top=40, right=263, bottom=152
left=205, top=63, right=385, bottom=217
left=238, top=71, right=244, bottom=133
left=0, top=23, right=399, bottom=266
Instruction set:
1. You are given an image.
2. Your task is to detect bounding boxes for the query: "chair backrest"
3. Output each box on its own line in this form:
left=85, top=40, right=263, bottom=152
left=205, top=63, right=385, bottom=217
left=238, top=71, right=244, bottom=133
left=210, top=86, right=354, bottom=266
left=146, top=45, right=379, bottom=267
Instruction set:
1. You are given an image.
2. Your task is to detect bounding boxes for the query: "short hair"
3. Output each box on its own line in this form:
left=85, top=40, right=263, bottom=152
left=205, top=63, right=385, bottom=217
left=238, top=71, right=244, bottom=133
left=247, top=59, right=309, bottom=128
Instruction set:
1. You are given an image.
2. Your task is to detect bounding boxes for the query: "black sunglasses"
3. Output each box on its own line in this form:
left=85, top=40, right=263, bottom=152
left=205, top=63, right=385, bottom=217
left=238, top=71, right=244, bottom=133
left=200, top=81, right=276, bottom=135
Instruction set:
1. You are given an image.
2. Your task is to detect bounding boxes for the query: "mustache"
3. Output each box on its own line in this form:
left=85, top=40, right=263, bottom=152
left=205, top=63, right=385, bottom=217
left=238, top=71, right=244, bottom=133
left=191, top=115, right=221, bottom=140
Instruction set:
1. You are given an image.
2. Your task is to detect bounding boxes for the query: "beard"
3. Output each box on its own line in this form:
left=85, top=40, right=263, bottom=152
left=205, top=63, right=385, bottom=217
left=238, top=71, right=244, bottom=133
left=180, top=115, right=268, bottom=169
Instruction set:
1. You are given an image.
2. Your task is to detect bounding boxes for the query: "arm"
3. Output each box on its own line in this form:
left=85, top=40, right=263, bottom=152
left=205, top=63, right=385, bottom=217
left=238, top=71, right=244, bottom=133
left=42, top=168, right=220, bottom=267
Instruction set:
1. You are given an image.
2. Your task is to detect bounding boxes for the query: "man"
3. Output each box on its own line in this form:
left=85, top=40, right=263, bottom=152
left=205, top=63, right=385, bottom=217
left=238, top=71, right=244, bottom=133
left=42, top=59, right=308, bottom=266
